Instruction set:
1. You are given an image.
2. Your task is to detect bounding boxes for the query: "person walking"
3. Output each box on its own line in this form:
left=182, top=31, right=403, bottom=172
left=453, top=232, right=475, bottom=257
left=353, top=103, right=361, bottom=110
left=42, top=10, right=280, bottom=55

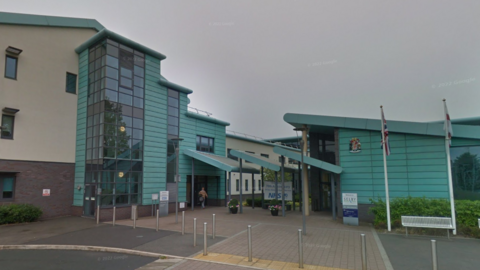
left=198, top=187, right=208, bottom=209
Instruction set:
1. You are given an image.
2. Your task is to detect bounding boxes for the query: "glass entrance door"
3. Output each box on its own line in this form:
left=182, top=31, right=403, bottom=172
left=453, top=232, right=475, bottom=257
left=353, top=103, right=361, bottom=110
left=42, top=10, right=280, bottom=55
left=193, top=176, right=207, bottom=207
left=83, top=184, right=97, bottom=217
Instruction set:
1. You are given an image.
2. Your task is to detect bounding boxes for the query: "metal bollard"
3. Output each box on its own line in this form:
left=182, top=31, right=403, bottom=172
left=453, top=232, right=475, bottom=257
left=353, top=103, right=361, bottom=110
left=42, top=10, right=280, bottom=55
left=298, top=229, right=304, bottom=268
left=133, top=205, right=137, bottom=229
left=361, top=234, right=367, bottom=270
left=96, top=205, right=100, bottom=225
left=182, top=211, right=185, bottom=235
left=212, top=214, right=216, bottom=239
left=156, top=209, right=159, bottom=232
left=431, top=240, right=438, bottom=270
left=248, top=225, right=252, bottom=262
left=193, top=218, right=197, bottom=247
left=203, top=222, right=208, bottom=256
left=113, top=206, right=116, bottom=226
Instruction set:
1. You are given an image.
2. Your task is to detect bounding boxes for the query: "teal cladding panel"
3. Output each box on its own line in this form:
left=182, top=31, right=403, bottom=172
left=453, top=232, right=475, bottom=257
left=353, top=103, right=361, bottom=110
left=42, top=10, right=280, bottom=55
left=142, top=54, right=167, bottom=205
left=178, top=93, right=226, bottom=202
left=73, top=50, right=89, bottom=206
left=338, top=128, right=450, bottom=204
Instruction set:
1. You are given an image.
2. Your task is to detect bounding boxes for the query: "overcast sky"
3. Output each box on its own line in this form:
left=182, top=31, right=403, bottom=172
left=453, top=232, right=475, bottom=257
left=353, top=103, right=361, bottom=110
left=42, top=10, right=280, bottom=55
left=1, top=1, right=479, bottom=138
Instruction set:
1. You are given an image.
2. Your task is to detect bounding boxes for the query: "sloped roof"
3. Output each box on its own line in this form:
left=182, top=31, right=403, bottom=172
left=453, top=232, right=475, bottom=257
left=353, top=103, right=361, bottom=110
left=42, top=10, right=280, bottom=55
left=0, top=11, right=104, bottom=31
left=284, top=113, right=480, bottom=140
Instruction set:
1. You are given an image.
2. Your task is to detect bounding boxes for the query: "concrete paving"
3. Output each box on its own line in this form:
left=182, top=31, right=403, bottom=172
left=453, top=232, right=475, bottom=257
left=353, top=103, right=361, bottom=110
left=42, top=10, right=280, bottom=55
left=378, top=233, right=480, bottom=270
left=0, top=249, right=157, bottom=270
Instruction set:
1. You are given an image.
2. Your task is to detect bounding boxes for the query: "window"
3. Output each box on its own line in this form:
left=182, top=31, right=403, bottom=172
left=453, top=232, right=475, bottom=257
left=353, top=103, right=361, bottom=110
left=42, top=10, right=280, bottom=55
left=245, top=151, right=254, bottom=163
left=1, top=115, right=14, bottom=139
left=245, top=179, right=249, bottom=191
left=236, top=179, right=239, bottom=191
left=196, top=135, right=214, bottom=153
left=258, top=179, right=261, bottom=191
left=5, top=56, right=17, bottom=79
left=261, top=153, right=269, bottom=159
left=253, top=179, right=255, bottom=191
left=66, top=73, right=77, bottom=94
left=0, top=175, right=15, bottom=201
left=227, top=148, right=238, bottom=161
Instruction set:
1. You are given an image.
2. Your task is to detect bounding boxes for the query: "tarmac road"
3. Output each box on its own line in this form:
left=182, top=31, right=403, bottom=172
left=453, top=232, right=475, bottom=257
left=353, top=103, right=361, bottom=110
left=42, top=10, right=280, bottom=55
left=0, top=250, right=157, bottom=270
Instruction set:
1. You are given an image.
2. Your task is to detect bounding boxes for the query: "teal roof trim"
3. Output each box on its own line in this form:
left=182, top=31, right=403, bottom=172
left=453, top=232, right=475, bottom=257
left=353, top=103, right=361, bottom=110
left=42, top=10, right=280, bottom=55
left=284, top=113, right=480, bottom=140
left=427, top=116, right=480, bottom=126
left=183, top=149, right=258, bottom=173
left=273, top=146, right=343, bottom=174
left=230, top=150, right=281, bottom=171
left=186, top=112, right=230, bottom=126
left=0, top=11, right=104, bottom=31
left=158, top=79, right=193, bottom=94
left=75, top=29, right=166, bottom=60
left=227, top=134, right=301, bottom=152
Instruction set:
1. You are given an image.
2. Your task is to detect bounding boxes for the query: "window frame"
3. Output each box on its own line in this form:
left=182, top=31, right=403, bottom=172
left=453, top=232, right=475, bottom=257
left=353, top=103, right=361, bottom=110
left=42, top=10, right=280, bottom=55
left=65, top=72, right=78, bottom=94
left=4, top=55, right=18, bottom=80
left=0, top=175, right=15, bottom=201
left=196, top=135, right=214, bottom=153
left=245, top=179, right=249, bottom=191
left=236, top=179, right=239, bottom=191
left=1, top=114, right=15, bottom=140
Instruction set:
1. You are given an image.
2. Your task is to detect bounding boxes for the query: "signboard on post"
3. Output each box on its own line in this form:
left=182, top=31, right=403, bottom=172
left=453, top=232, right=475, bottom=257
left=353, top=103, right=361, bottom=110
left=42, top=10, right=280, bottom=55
left=342, top=193, right=358, bottom=226
left=42, top=189, right=50, bottom=196
left=160, top=191, right=169, bottom=201
left=263, top=182, right=293, bottom=200
left=159, top=191, right=169, bottom=217
left=152, top=193, right=159, bottom=201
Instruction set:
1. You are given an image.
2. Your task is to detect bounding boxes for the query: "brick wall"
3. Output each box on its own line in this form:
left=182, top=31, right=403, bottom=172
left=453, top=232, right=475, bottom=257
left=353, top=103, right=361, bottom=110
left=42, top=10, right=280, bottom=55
left=0, top=160, right=75, bottom=219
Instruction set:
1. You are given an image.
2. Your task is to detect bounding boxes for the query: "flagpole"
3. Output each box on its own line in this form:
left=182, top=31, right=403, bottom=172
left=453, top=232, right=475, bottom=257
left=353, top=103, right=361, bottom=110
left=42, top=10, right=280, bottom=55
left=380, top=106, right=391, bottom=232
left=443, top=99, right=457, bottom=235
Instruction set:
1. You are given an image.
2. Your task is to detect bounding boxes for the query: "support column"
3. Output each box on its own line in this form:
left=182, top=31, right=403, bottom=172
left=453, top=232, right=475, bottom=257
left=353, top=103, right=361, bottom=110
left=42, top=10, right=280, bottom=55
left=261, top=167, right=264, bottom=208
left=191, top=158, right=195, bottom=211
left=252, top=173, right=255, bottom=209
left=281, top=155, right=285, bottom=217
left=292, top=172, right=296, bottom=211
left=302, top=126, right=310, bottom=216
left=275, top=171, right=278, bottom=200
left=239, top=159, right=243, bottom=214
left=228, top=172, right=232, bottom=203
left=298, top=162, right=302, bottom=212
left=331, top=173, right=336, bottom=220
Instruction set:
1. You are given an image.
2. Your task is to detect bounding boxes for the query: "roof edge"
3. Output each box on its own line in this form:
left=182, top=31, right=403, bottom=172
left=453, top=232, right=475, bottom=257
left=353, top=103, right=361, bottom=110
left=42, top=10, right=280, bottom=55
left=75, top=28, right=166, bottom=60
left=158, top=79, right=193, bottom=94
left=227, top=133, right=301, bottom=152
left=0, top=11, right=104, bottom=32
left=186, top=111, right=230, bottom=126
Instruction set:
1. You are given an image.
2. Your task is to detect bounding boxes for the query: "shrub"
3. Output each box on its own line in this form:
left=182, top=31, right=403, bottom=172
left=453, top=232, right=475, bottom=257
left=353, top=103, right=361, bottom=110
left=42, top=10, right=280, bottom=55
left=246, top=197, right=263, bottom=207
left=369, top=197, right=480, bottom=237
left=0, top=204, right=43, bottom=225
left=228, top=199, right=239, bottom=209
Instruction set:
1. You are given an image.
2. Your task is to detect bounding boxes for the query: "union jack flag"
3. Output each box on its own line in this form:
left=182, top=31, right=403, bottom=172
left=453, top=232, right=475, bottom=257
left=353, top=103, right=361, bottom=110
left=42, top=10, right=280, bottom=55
left=381, top=108, right=391, bottom=156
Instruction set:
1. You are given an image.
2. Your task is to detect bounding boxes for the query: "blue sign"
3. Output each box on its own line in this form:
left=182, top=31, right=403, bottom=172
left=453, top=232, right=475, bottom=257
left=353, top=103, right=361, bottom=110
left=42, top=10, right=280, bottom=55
left=343, top=209, right=358, bottom=218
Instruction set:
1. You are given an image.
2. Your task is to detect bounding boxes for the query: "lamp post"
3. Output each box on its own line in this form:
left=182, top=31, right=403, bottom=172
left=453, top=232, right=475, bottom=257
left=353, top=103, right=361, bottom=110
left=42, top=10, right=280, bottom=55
left=172, top=137, right=184, bottom=224
left=294, top=127, right=307, bottom=235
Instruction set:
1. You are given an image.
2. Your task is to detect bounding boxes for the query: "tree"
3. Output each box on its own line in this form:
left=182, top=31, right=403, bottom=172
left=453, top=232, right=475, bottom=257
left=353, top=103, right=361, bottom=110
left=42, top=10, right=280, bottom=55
left=263, top=168, right=292, bottom=182
left=452, top=152, right=480, bottom=192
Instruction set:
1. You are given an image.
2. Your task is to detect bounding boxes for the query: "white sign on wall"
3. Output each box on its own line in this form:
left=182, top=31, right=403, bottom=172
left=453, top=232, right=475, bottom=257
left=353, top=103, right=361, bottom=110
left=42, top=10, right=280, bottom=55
left=42, top=189, right=50, bottom=197
left=180, top=202, right=185, bottom=208
left=160, top=191, right=169, bottom=201
left=152, top=193, right=159, bottom=200
left=342, top=193, right=358, bottom=206
left=263, top=182, right=293, bottom=201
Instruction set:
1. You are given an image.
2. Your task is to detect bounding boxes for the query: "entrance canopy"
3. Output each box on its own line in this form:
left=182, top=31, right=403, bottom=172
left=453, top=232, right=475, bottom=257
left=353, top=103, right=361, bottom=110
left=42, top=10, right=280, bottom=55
left=229, top=149, right=299, bottom=173
left=273, top=146, right=343, bottom=174
left=183, top=149, right=259, bottom=173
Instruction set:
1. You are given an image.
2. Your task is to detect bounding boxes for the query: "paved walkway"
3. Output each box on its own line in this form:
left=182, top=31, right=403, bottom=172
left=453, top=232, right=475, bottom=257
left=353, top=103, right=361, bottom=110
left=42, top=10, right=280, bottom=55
left=115, top=207, right=388, bottom=270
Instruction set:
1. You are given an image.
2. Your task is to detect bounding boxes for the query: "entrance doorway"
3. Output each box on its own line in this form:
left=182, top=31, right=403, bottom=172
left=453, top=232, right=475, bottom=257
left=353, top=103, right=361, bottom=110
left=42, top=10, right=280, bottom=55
left=186, top=176, right=208, bottom=207
left=83, top=184, right=97, bottom=217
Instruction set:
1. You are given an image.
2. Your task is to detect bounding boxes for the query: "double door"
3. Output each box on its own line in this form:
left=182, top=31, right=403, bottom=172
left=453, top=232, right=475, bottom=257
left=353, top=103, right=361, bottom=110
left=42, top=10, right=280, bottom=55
left=83, top=184, right=97, bottom=217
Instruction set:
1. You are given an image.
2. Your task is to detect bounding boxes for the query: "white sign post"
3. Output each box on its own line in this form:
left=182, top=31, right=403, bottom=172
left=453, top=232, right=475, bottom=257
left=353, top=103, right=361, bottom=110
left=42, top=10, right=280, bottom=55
left=342, top=193, right=358, bottom=226
left=159, top=191, right=169, bottom=217
left=263, top=182, right=293, bottom=201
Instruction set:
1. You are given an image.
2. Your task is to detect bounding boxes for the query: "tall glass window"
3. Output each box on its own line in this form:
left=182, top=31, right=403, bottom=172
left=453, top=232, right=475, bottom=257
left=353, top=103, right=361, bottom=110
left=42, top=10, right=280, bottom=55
left=167, top=89, right=180, bottom=183
left=86, top=39, right=145, bottom=206
left=451, top=146, right=480, bottom=200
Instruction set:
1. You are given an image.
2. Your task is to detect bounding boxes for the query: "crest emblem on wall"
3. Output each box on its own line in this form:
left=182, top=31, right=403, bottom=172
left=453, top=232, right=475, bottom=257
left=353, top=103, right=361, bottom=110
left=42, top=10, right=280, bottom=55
left=349, top=138, right=361, bottom=153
